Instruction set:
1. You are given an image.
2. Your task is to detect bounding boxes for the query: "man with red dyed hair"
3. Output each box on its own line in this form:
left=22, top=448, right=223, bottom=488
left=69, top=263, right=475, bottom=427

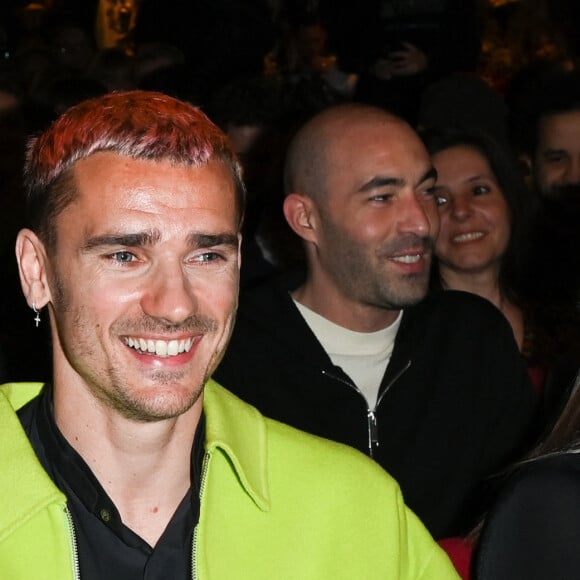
left=0, top=91, right=457, bottom=579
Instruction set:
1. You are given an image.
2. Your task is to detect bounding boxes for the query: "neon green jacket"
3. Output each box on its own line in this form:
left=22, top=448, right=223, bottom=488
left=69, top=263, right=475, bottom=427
left=0, top=380, right=458, bottom=579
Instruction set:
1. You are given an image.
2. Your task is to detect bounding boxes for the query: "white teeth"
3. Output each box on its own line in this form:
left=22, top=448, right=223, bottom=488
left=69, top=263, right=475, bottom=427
left=167, top=340, right=179, bottom=356
left=392, top=254, right=421, bottom=264
left=453, top=232, right=484, bottom=242
left=155, top=340, right=168, bottom=356
left=123, top=337, right=195, bottom=357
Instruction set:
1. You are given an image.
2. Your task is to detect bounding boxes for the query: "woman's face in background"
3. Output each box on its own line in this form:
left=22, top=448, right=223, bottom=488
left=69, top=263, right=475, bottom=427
left=432, top=145, right=511, bottom=276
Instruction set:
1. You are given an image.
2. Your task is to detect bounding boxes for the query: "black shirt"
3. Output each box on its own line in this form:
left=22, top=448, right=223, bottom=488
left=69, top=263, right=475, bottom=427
left=18, top=385, right=205, bottom=580
left=214, top=273, right=537, bottom=538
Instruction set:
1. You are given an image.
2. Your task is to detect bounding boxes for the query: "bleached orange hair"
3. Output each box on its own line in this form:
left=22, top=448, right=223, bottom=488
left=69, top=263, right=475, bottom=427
left=24, top=90, right=245, bottom=246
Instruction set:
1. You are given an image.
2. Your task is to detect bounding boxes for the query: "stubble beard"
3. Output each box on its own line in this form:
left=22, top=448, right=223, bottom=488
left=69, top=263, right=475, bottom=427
left=51, top=272, right=224, bottom=422
left=102, top=312, right=223, bottom=423
left=324, top=228, right=433, bottom=311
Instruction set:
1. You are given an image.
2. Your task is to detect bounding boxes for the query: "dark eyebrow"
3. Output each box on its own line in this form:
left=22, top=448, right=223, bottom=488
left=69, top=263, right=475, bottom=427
left=419, top=167, right=438, bottom=185
left=82, top=230, right=239, bottom=251
left=359, top=176, right=405, bottom=193
left=83, top=230, right=161, bottom=250
left=467, top=174, right=491, bottom=183
left=186, top=232, right=239, bottom=249
left=358, top=167, right=437, bottom=193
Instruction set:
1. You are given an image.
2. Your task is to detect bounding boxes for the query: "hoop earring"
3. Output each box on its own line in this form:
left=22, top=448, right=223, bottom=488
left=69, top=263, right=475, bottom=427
left=32, top=302, right=41, bottom=328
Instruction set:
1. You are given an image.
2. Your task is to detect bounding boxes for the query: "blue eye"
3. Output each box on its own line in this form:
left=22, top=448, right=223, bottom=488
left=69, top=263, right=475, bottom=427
left=196, top=252, right=222, bottom=263
left=111, top=251, right=137, bottom=263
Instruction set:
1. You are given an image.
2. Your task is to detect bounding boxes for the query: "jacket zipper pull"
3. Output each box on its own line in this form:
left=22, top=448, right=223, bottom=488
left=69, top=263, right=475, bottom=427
left=367, top=410, right=379, bottom=458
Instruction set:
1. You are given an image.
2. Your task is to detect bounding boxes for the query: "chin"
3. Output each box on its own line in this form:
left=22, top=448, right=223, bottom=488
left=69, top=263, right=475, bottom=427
left=385, top=287, right=429, bottom=309
left=115, top=381, right=203, bottom=422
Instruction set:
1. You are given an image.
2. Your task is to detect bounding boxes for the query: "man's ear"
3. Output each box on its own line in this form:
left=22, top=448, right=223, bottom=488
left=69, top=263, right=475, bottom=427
left=283, top=193, right=319, bottom=244
left=15, top=228, right=52, bottom=309
left=519, top=153, right=533, bottom=176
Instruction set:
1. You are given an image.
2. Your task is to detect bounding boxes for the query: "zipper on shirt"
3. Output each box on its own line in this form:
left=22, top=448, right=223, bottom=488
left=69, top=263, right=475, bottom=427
left=191, top=452, right=211, bottom=580
left=322, top=359, right=411, bottom=458
left=375, top=359, right=411, bottom=409
left=366, top=409, right=379, bottom=457
left=63, top=505, right=81, bottom=580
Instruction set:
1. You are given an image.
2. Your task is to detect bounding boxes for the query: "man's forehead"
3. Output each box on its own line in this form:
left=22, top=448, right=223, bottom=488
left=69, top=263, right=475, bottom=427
left=328, top=115, right=425, bottom=152
left=539, top=110, right=580, bottom=143
left=65, top=153, right=239, bottom=226
left=72, top=152, right=234, bottom=192
left=323, top=136, right=432, bottom=200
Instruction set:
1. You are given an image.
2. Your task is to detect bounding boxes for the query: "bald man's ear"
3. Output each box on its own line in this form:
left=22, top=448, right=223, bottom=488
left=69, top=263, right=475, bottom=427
left=283, top=193, right=319, bottom=244
left=16, top=229, right=52, bottom=310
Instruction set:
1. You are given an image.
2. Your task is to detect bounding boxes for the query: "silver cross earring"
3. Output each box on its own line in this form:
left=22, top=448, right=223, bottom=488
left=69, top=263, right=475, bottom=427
left=32, top=302, right=41, bottom=328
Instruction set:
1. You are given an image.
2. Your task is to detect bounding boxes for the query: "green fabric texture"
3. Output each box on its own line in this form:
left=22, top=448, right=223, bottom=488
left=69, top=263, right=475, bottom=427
left=0, top=380, right=458, bottom=579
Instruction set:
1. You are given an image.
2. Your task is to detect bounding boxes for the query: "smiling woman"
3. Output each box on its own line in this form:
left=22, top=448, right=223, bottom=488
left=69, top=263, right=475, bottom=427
left=421, top=127, right=538, bottom=576
left=422, top=128, right=527, bottom=344
left=422, top=127, right=578, bottom=411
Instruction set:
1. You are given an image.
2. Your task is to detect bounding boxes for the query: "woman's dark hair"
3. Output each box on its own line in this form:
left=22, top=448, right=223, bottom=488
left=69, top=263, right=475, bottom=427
left=528, top=369, right=580, bottom=458
left=421, top=127, right=531, bottom=304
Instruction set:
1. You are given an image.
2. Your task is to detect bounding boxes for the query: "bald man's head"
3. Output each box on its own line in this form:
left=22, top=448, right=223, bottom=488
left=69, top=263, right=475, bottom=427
left=283, top=104, right=413, bottom=203
left=281, top=102, right=438, bottom=325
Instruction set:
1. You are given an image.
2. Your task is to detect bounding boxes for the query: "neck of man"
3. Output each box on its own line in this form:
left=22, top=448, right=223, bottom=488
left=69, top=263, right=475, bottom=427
left=293, top=272, right=401, bottom=333
left=52, top=371, right=202, bottom=547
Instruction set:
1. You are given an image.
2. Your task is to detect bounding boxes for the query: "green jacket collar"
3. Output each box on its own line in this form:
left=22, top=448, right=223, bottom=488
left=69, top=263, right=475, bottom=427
left=0, top=382, right=66, bottom=543
left=0, top=380, right=271, bottom=531
left=203, top=380, right=270, bottom=511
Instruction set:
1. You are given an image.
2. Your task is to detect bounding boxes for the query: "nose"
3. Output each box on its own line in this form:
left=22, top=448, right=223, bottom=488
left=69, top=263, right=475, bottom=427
left=141, top=260, right=196, bottom=324
left=398, top=193, right=432, bottom=237
left=450, top=195, right=472, bottom=221
left=564, top=156, right=580, bottom=183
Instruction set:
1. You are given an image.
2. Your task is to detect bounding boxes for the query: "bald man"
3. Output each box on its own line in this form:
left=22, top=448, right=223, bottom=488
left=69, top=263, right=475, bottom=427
left=214, top=104, right=536, bottom=539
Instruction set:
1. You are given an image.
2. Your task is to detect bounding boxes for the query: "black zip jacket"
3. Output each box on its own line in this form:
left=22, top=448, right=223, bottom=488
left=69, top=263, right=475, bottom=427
left=214, top=272, right=537, bottom=538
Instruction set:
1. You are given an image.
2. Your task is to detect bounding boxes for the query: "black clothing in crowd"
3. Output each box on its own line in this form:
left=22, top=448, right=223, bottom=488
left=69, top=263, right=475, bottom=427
left=214, top=272, right=537, bottom=539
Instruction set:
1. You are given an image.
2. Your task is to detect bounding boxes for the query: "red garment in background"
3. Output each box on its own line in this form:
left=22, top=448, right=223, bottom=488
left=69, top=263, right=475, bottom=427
left=439, top=536, right=473, bottom=580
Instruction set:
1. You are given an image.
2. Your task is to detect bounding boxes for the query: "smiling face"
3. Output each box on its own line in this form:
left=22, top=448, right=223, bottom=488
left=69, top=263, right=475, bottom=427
left=310, top=116, right=439, bottom=314
left=33, top=152, right=240, bottom=422
left=534, top=110, right=580, bottom=198
left=432, top=145, right=511, bottom=276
